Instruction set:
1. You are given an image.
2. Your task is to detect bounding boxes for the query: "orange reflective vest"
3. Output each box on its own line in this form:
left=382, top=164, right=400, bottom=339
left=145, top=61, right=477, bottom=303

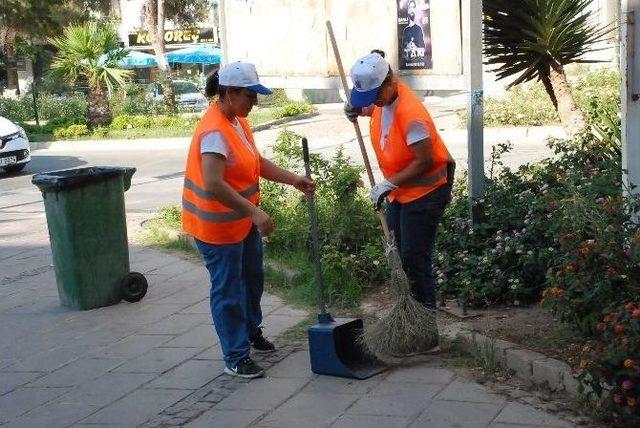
left=370, top=80, right=454, bottom=203
left=182, top=103, right=260, bottom=245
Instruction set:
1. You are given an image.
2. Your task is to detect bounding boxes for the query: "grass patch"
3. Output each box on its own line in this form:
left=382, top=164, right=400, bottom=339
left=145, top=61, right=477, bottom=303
left=26, top=105, right=291, bottom=142
left=264, top=250, right=362, bottom=310
left=140, top=206, right=197, bottom=254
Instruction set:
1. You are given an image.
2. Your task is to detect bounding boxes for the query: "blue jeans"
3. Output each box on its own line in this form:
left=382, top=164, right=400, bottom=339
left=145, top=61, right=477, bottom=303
left=386, top=183, right=452, bottom=308
left=195, top=226, right=264, bottom=369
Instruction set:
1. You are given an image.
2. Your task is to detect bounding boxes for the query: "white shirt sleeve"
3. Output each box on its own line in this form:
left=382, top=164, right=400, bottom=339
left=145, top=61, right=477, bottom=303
left=200, top=131, right=228, bottom=157
left=406, top=120, right=430, bottom=145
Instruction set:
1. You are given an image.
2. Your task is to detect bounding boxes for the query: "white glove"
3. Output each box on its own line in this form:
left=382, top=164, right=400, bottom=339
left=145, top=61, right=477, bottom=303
left=343, top=102, right=360, bottom=123
left=370, top=179, right=398, bottom=210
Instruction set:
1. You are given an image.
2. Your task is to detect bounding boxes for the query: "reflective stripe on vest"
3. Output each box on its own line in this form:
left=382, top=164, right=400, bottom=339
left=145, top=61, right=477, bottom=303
left=182, top=197, right=247, bottom=222
left=183, top=178, right=259, bottom=201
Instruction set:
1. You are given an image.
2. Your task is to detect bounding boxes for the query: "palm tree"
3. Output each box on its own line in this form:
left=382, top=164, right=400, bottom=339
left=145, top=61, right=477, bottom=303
left=49, top=22, right=131, bottom=126
left=483, top=0, right=612, bottom=137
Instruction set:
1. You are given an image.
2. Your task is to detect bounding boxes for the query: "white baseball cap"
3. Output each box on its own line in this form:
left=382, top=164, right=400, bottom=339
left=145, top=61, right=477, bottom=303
left=349, top=53, right=390, bottom=108
left=218, top=61, right=272, bottom=95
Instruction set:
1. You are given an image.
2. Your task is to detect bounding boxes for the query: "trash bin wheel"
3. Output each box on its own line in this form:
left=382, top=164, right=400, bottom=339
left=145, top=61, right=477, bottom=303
left=120, top=272, right=148, bottom=303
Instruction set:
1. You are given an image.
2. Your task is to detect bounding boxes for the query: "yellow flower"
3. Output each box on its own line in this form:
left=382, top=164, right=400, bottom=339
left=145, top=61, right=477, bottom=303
left=624, top=359, right=634, bottom=368
left=628, top=397, right=637, bottom=407
left=581, top=346, right=591, bottom=354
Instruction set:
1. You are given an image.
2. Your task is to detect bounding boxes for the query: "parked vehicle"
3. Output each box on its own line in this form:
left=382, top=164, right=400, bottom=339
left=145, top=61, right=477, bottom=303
left=149, top=80, right=209, bottom=111
left=0, top=116, right=30, bottom=173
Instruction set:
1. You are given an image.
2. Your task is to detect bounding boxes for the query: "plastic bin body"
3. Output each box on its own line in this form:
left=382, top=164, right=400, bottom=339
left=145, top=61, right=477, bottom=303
left=33, top=167, right=136, bottom=310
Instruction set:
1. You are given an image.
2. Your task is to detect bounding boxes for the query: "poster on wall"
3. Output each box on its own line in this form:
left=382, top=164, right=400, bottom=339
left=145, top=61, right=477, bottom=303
left=397, top=0, right=433, bottom=70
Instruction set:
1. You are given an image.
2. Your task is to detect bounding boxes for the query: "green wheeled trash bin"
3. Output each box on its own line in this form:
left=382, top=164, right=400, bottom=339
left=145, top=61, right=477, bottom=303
left=32, top=166, right=148, bottom=310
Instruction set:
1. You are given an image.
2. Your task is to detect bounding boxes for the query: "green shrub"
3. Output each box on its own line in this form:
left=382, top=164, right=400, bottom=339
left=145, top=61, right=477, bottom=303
left=36, top=94, right=87, bottom=121
left=109, top=114, right=134, bottom=130
left=53, top=124, right=90, bottom=140
left=110, top=114, right=196, bottom=130
left=273, top=101, right=316, bottom=119
left=20, top=116, right=86, bottom=137
left=110, top=95, right=167, bottom=116
left=151, top=115, right=193, bottom=127
left=0, top=97, right=33, bottom=122
left=93, top=126, right=109, bottom=138
left=0, top=94, right=88, bottom=124
left=260, top=129, right=385, bottom=307
left=257, top=88, right=291, bottom=107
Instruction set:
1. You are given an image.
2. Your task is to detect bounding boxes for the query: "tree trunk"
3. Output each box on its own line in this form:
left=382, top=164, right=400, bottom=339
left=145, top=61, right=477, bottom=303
left=144, top=0, right=176, bottom=113
left=548, top=60, right=587, bottom=139
left=88, top=83, right=112, bottom=127
left=109, top=0, right=122, bottom=21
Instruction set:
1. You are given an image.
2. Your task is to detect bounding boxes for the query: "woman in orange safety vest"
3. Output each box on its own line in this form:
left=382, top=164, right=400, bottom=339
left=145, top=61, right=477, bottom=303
left=183, top=61, right=314, bottom=379
left=345, top=51, right=455, bottom=341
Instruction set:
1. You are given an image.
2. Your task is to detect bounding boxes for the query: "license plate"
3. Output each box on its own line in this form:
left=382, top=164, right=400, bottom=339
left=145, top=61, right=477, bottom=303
left=0, top=156, right=17, bottom=166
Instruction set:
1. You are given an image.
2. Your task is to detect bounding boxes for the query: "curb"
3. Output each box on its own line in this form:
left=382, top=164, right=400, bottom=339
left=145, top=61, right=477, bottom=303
left=30, top=111, right=319, bottom=152
left=446, top=327, right=581, bottom=398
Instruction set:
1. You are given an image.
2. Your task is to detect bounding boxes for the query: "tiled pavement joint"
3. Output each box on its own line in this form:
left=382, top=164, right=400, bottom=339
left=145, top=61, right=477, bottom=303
left=140, top=340, right=307, bottom=427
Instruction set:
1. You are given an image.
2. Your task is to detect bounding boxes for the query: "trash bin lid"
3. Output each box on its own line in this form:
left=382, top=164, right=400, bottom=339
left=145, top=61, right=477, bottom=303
left=32, top=166, right=136, bottom=193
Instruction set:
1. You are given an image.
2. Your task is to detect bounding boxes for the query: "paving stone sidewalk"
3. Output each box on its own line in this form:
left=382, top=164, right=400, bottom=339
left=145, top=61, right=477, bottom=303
left=1, top=208, right=583, bottom=427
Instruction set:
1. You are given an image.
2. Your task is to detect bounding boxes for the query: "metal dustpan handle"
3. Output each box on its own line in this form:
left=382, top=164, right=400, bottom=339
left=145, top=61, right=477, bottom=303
left=301, top=138, right=334, bottom=324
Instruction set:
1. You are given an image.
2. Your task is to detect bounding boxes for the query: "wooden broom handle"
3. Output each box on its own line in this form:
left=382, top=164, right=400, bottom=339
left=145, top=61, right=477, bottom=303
left=326, top=20, right=392, bottom=241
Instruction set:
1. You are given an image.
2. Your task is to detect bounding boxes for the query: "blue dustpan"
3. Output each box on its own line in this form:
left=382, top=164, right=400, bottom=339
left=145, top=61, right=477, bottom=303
left=301, top=138, right=387, bottom=379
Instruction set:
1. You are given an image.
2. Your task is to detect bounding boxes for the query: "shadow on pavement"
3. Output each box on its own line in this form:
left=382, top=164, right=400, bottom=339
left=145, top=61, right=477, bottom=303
left=0, top=155, right=87, bottom=180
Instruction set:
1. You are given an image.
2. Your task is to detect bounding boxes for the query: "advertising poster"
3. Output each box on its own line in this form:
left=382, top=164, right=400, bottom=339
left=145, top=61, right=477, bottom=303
left=397, top=0, right=433, bottom=70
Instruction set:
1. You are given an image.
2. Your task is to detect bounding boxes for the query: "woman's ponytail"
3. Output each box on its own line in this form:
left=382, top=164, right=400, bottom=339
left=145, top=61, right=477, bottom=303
left=205, top=70, right=220, bottom=98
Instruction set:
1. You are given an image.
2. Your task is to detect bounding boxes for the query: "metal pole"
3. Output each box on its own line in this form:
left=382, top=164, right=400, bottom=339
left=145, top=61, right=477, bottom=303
left=462, top=0, right=485, bottom=224
left=218, top=0, right=229, bottom=65
left=622, top=1, right=640, bottom=195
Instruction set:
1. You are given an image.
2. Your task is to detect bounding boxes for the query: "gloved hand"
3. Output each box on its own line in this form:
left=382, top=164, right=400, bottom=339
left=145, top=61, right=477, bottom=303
left=343, top=102, right=360, bottom=123
left=370, top=179, right=398, bottom=210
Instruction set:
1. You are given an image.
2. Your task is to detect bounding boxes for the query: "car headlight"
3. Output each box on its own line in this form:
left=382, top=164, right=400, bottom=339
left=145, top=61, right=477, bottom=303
left=17, top=126, right=27, bottom=140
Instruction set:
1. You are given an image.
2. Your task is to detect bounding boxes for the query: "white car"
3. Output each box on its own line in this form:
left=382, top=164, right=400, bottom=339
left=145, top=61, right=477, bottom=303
left=0, top=116, right=31, bottom=173
left=149, top=80, right=209, bottom=111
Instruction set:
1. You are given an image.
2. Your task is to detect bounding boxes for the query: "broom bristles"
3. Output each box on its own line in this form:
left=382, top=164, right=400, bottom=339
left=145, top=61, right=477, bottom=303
left=360, top=243, right=439, bottom=361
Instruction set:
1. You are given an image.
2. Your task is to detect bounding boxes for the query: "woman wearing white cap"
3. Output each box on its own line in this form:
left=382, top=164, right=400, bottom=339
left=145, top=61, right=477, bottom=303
left=182, top=61, right=315, bottom=378
left=344, top=51, right=455, bottom=314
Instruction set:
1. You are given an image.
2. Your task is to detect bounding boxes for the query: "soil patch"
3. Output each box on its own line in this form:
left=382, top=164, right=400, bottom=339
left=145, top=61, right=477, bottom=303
left=362, top=286, right=582, bottom=361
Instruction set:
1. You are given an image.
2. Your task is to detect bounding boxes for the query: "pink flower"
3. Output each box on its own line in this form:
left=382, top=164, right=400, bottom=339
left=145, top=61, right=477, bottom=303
left=614, top=394, right=624, bottom=404
left=597, top=322, right=606, bottom=333
left=623, top=380, right=633, bottom=390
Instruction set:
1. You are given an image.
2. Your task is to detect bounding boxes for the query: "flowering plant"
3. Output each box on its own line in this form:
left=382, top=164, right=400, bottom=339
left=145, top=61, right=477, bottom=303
left=572, top=302, right=640, bottom=422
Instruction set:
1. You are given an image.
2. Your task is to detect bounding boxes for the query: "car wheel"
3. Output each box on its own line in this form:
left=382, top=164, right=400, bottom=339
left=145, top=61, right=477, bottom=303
left=3, top=163, right=26, bottom=173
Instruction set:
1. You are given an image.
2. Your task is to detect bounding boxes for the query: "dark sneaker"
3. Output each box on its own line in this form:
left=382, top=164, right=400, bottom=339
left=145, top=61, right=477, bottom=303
left=224, top=357, right=265, bottom=379
left=250, top=328, right=276, bottom=353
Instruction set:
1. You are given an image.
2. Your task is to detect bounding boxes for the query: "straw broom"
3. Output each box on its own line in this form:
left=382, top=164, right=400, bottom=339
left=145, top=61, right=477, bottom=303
left=326, top=21, right=439, bottom=361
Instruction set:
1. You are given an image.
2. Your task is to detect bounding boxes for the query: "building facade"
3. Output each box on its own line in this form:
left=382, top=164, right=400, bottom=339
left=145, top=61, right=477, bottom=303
left=0, top=0, right=622, bottom=98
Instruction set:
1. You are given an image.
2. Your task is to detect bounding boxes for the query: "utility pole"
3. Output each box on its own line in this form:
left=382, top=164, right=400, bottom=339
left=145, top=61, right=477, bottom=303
left=622, top=0, right=640, bottom=195
left=218, top=0, right=229, bottom=65
left=462, top=0, right=485, bottom=223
